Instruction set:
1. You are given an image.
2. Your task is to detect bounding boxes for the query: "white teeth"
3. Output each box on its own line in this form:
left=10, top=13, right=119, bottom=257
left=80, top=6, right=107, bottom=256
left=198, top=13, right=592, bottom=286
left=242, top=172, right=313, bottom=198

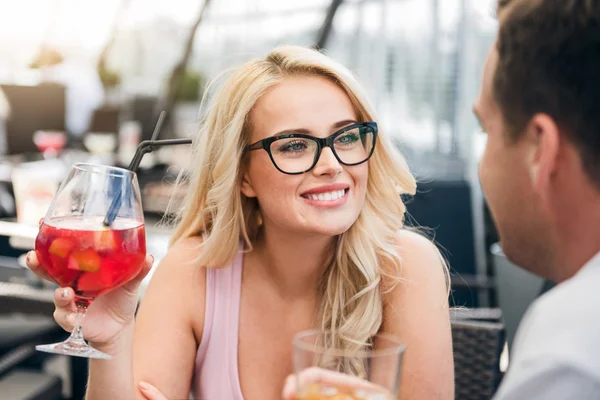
left=307, top=189, right=345, bottom=201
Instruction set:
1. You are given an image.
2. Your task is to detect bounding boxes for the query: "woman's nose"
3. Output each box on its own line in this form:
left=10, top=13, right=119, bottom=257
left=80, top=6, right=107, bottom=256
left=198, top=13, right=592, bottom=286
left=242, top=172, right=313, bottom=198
left=311, top=147, right=342, bottom=176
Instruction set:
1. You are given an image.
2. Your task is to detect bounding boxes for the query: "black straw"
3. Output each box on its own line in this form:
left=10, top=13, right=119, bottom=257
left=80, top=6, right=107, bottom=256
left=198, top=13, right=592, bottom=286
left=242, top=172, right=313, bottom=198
left=151, top=111, right=166, bottom=141
left=102, top=112, right=192, bottom=227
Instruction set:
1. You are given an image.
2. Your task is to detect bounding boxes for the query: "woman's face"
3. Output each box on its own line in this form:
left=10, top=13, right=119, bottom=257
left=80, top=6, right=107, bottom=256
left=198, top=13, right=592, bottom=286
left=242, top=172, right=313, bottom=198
left=241, top=75, right=370, bottom=237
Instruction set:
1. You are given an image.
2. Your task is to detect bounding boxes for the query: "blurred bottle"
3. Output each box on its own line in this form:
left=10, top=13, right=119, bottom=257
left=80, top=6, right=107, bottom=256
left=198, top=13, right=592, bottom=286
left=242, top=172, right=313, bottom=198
left=118, top=120, right=141, bottom=167
left=0, top=87, right=9, bottom=155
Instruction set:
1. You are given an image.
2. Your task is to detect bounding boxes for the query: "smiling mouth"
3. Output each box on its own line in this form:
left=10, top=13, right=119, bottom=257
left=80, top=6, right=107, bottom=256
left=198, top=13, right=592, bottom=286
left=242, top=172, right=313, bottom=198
left=301, top=189, right=348, bottom=201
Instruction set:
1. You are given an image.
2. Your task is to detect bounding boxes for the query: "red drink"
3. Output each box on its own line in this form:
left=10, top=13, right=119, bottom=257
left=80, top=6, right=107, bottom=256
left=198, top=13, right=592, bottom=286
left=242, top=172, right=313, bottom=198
left=35, top=216, right=146, bottom=305
left=34, top=163, right=146, bottom=359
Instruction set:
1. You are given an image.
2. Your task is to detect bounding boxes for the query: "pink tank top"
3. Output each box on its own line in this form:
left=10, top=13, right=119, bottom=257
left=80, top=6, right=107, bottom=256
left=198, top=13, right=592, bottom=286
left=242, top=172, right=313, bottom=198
left=191, top=243, right=245, bottom=400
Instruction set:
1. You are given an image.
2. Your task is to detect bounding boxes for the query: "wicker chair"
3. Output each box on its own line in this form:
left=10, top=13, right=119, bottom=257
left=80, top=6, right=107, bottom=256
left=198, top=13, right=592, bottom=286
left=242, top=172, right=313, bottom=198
left=0, top=282, right=65, bottom=399
left=452, top=308, right=506, bottom=400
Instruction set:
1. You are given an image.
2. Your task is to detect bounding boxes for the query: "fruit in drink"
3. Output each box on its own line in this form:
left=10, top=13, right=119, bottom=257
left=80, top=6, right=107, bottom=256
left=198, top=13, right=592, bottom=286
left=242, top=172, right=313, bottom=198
left=35, top=216, right=146, bottom=304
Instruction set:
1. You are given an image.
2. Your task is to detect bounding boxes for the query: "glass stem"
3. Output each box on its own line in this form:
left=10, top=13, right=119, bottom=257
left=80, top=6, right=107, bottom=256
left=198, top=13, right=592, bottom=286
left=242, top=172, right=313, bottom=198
left=66, top=303, right=88, bottom=346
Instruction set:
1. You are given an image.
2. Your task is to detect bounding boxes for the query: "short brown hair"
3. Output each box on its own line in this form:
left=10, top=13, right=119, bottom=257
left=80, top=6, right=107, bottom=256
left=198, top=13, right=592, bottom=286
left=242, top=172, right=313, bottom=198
left=494, top=0, right=600, bottom=186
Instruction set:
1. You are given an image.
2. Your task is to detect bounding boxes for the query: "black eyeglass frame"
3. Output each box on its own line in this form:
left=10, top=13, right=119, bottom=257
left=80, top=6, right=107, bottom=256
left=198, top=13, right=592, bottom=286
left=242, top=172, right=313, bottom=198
left=244, top=122, right=378, bottom=175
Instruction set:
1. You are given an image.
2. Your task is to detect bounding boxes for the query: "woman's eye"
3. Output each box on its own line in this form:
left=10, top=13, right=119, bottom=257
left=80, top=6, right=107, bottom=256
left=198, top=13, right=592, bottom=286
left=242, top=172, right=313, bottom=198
left=337, top=133, right=359, bottom=144
left=280, top=141, right=307, bottom=152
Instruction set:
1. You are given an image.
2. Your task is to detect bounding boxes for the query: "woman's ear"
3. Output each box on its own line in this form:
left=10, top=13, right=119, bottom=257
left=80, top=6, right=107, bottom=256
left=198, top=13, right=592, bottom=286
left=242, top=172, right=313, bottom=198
left=241, top=172, right=257, bottom=198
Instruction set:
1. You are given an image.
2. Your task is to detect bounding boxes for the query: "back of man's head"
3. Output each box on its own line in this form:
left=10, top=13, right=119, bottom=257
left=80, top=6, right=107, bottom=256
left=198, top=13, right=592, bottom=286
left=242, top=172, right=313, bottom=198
left=494, top=0, right=600, bottom=190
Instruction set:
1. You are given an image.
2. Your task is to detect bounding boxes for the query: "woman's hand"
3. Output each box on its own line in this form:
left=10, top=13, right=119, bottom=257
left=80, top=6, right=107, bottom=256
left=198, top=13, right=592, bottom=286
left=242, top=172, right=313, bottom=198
left=139, top=382, right=168, bottom=400
left=25, top=250, right=154, bottom=350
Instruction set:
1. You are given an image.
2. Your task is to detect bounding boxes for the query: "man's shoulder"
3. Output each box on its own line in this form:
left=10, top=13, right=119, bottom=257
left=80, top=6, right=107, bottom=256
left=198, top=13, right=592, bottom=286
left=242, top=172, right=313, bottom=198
left=512, top=264, right=600, bottom=378
left=529, top=259, right=600, bottom=326
left=494, top=360, right=600, bottom=399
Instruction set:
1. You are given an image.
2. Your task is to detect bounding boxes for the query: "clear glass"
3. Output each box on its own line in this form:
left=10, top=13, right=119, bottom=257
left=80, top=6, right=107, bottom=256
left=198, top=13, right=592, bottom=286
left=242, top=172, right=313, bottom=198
left=34, top=164, right=146, bottom=359
left=33, top=130, right=67, bottom=159
left=293, top=329, right=406, bottom=400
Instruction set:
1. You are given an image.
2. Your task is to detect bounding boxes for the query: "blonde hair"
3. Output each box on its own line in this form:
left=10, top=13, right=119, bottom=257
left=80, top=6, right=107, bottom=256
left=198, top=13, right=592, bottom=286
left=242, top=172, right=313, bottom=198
left=168, top=45, right=417, bottom=375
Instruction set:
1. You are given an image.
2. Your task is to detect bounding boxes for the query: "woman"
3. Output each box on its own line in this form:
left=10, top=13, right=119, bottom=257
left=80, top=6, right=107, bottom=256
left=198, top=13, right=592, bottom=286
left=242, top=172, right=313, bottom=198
left=27, top=45, right=454, bottom=399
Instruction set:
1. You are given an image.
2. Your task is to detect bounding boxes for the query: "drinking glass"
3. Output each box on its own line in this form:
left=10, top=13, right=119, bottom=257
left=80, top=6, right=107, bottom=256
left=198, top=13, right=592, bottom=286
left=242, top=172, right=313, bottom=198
left=34, top=163, right=146, bottom=359
left=293, top=330, right=406, bottom=400
left=33, top=130, right=67, bottom=158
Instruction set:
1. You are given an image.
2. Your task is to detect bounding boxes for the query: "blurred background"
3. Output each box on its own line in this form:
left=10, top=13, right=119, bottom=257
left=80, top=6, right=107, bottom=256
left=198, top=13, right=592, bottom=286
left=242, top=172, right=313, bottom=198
left=0, top=0, right=542, bottom=398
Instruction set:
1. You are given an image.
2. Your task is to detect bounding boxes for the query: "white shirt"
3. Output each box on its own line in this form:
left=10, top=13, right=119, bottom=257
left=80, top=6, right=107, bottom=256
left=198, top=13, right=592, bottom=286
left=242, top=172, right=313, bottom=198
left=493, top=252, right=600, bottom=399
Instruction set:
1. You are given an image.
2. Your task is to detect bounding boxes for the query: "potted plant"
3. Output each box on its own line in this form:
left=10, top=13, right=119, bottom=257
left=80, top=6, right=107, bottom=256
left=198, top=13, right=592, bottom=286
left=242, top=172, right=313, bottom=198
left=171, top=69, right=205, bottom=138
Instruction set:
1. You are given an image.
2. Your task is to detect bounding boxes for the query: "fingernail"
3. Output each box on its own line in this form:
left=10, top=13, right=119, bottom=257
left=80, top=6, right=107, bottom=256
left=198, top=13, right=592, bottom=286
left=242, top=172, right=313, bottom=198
left=62, top=288, right=69, bottom=298
left=26, top=252, right=31, bottom=262
left=139, top=382, right=151, bottom=391
left=66, top=313, right=76, bottom=325
left=150, top=255, right=155, bottom=264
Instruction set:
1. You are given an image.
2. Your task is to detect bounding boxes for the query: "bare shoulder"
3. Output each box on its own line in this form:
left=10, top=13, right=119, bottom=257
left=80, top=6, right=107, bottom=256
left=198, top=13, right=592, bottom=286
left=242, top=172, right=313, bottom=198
left=140, top=236, right=207, bottom=339
left=133, top=236, right=208, bottom=398
left=381, top=229, right=449, bottom=309
left=146, top=236, right=207, bottom=296
left=159, top=236, right=206, bottom=269
left=380, top=230, right=454, bottom=399
left=383, top=229, right=447, bottom=283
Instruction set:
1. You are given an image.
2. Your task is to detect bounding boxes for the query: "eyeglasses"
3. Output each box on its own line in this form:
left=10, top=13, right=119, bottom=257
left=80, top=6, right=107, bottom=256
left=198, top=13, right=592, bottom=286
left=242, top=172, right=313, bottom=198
left=244, top=122, right=378, bottom=175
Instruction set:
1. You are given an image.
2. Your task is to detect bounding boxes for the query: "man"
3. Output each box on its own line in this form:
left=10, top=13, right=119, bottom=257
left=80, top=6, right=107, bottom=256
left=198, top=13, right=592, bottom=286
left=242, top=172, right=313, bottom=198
left=474, top=0, right=600, bottom=398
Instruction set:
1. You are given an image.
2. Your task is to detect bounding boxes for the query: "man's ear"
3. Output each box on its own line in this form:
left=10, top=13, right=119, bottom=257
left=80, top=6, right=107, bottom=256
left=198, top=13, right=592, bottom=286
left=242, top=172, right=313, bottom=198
left=241, top=171, right=257, bottom=198
left=526, top=113, right=560, bottom=199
